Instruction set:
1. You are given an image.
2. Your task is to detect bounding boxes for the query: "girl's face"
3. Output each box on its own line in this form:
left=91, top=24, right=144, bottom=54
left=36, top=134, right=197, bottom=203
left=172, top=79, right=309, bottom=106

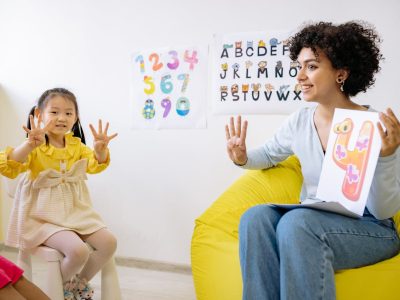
left=296, top=47, right=344, bottom=102
left=39, top=96, right=77, bottom=136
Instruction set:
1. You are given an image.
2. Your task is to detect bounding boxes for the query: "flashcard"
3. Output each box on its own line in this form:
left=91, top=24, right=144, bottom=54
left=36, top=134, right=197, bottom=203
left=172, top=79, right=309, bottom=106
left=316, top=108, right=381, bottom=216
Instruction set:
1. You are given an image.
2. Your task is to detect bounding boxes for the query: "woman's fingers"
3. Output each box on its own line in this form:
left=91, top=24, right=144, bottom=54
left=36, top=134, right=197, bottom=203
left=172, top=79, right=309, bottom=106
left=241, top=120, right=248, bottom=143
left=380, top=112, right=397, bottom=136
left=229, top=116, right=236, bottom=137
left=377, top=122, right=386, bottom=140
left=104, top=122, right=109, bottom=135
left=236, top=115, right=242, bottom=138
left=386, top=108, right=400, bottom=127
left=225, top=125, right=231, bottom=141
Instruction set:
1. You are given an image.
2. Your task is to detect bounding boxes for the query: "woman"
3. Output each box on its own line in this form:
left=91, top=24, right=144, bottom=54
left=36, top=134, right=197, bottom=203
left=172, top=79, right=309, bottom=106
left=225, top=21, right=400, bottom=300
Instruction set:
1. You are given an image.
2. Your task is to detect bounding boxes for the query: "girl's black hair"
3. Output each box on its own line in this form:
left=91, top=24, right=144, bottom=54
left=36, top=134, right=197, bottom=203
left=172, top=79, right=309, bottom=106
left=27, top=88, right=86, bottom=144
left=288, top=21, right=383, bottom=97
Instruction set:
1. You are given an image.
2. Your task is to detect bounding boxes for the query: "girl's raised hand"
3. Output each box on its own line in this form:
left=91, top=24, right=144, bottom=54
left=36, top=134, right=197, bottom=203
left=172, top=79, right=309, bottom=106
left=377, top=108, right=400, bottom=157
left=225, top=115, right=248, bottom=165
left=89, top=119, right=118, bottom=154
left=22, top=115, right=55, bottom=148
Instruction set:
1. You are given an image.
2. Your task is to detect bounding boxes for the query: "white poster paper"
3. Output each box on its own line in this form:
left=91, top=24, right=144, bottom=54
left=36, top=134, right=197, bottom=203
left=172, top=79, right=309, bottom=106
left=131, top=46, right=207, bottom=129
left=212, top=31, right=307, bottom=115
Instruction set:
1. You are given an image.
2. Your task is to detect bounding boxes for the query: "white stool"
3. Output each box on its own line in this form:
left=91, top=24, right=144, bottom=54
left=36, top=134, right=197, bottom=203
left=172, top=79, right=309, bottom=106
left=17, top=245, right=122, bottom=300
left=4, top=177, right=122, bottom=299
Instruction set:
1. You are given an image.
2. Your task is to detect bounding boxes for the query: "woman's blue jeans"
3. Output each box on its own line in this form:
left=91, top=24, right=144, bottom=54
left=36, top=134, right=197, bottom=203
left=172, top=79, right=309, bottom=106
left=239, top=205, right=400, bottom=300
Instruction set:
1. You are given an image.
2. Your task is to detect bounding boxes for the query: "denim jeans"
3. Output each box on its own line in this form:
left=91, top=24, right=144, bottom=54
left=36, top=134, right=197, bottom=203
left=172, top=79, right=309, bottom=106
left=239, top=205, right=400, bottom=300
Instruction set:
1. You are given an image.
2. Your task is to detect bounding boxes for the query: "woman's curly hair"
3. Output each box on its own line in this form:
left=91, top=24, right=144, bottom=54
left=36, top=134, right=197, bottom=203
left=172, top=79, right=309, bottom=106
left=288, top=21, right=383, bottom=97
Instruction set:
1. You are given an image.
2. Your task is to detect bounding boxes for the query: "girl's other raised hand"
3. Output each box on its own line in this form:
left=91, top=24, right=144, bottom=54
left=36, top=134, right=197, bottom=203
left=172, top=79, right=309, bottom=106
left=225, top=115, right=248, bottom=165
left=22, top=115, right=55, bottom=149
left=89, top=119, right=118, bottom=154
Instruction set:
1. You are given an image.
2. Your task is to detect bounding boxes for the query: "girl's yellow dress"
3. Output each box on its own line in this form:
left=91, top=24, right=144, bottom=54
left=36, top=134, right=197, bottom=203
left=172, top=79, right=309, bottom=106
left=0, top=132, right=109, bottom=250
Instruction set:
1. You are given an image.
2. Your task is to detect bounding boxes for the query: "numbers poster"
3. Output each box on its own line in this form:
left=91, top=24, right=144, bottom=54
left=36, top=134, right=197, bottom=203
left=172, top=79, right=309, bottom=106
left=212, top=31, right=305, bottom=115
left=316, top=109, right=381, bottom=216
left=131, top=46, right=207, bottom=129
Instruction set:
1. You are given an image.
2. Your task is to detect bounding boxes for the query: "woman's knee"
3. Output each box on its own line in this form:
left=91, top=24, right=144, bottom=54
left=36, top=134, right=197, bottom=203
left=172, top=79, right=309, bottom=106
left=239, top=205, right=280, bottom=233
left=276, top=209, right=322, bottom=245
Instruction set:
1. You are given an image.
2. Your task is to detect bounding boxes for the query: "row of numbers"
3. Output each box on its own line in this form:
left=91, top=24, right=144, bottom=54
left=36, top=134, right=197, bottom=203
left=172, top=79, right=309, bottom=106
left=143, top=74, right=190, bottom=95
left=142, top=97, right=190, bottom=119
left=135, top=50, right=199, bottom=73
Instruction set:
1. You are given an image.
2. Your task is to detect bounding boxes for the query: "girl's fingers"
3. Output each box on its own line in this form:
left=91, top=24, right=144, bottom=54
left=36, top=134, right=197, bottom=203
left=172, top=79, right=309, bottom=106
left=108, top=133, right=118, bottom=141
left=29, top=115, right=35, bottom=130
left=104, top=122, right=109, bottom=135
left=89, top=124, right=98, bottom=137
left=98, top=119, right=103, bottom=135
left=42, top=119, right=55, bottom=132
left=22, top=125, right=30, bottom=134
left=37, top=114, right=43, bottom=129
left=229, top=117, right=236, bottom=137
left=225, top=125, right=231, bottom=141
left=236, top=115, right=242, bottom=138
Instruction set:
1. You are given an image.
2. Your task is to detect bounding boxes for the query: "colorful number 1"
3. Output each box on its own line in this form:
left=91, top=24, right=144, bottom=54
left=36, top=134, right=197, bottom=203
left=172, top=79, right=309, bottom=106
left=135, top=55, right=145, bottom=73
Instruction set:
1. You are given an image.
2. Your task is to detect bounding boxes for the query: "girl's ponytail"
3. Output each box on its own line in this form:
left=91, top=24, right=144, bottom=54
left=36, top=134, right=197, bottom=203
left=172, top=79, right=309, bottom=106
left=72, top=119, right=86, bottom=145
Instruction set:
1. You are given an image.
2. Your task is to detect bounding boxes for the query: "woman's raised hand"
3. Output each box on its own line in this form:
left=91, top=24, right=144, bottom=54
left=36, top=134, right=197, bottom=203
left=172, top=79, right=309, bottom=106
left=378, top=108, right=400, bottom=157
left=225, top=115, right=248, bottom=165
left=89, top=119, right=118, bottom=154
left=22, top=115, right=55, bottom=148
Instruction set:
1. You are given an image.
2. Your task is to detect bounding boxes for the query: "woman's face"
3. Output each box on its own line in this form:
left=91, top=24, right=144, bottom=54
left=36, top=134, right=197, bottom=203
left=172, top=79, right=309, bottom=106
left=296, top=47, right=342, bottom=102
left=39, top=96, right=77, bottom=137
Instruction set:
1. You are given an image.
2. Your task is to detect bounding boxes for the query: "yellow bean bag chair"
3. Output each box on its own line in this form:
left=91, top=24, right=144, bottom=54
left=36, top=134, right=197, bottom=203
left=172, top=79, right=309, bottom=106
left=191, top=156, right=400, bottom=300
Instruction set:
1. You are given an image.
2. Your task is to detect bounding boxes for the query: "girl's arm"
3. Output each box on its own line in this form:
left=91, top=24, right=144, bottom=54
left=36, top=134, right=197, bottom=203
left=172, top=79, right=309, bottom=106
left=10, top=115, right=55, bottom=162
left=8, top=141, right=35, bottom=163
left=89, top=119, right=118, bottom=164
left=0, top=116, right=53, bottom=178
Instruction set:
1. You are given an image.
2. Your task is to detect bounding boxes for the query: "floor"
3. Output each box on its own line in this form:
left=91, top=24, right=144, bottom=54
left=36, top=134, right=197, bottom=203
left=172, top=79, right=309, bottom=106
left=0, top=249, right=196, bottom=300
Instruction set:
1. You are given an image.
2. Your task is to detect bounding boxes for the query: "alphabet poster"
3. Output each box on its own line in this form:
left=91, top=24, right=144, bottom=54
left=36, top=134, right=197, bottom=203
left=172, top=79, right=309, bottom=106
left=316, top=109, right=381, bottom=216
left=212, top=31, right=306, bottom=115
left=131, top=46, right=207, bottom=129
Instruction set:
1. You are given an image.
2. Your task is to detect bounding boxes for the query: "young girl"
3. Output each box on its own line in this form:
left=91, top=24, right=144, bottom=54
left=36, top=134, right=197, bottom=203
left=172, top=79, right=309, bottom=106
left=226, top=22, right=400, bottom=299
left=0, top=88, right=118, bottom=300
left=0, top=255, right=49, bottom=300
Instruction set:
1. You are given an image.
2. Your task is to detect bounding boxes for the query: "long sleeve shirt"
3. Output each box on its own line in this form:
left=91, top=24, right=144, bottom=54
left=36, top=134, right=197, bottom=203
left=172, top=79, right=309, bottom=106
left=241, top=106, right=400, bottom=220
left=0, top=132, right=110, bottom=180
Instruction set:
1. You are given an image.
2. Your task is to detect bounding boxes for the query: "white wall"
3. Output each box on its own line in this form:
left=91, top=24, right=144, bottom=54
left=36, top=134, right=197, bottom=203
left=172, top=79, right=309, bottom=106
left=0, top=0, right=399, bottom=265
